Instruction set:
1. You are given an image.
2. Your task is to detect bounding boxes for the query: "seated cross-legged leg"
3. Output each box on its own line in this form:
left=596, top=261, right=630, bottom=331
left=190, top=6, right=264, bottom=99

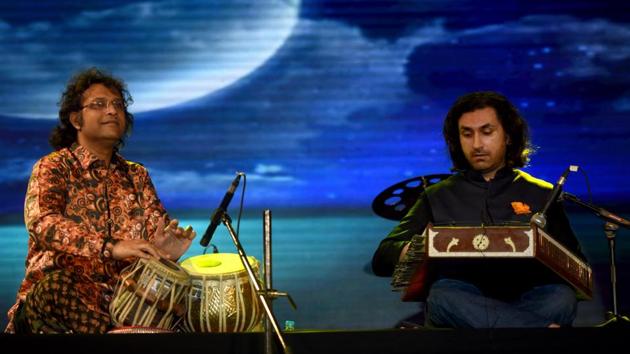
left=426, top=278, right=574, bottom=328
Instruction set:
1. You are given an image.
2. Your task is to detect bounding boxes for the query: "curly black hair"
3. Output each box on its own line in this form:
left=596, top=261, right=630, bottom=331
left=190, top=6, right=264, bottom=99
left=49, top=67, right=134, bottom=150
left=442, top=91, right=533, bottom=171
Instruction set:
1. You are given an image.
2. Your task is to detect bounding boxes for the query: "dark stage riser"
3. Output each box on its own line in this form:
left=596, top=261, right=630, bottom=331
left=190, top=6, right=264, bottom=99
left=2, top=328, right=627, bottom=354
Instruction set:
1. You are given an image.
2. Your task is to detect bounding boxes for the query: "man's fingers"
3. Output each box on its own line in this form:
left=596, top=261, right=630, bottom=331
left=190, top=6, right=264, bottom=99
left=159, top=250, right=171, bottom=260
left=135, top=250, right=153, bottom=260
left=150, top=243, right=170, bottom=260
left=139, top=243, right=161, bottom=259
left=179, top=225, right=192, bottom=237
left=167, top=219, right=179, bottom=230
left=156, top=216, right=165, bottom=231
left=173, top=225, right=194, bottom=239
left=185, top=227, right=196, bottom=240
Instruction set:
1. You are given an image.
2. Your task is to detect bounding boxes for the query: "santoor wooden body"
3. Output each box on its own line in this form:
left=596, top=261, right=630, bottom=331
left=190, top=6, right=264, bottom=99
left=392, top=224, right=593, bottom=301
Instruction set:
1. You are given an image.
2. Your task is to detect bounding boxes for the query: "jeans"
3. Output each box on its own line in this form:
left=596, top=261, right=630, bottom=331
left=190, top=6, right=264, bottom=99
left=426, top=278, right=578, bottom=328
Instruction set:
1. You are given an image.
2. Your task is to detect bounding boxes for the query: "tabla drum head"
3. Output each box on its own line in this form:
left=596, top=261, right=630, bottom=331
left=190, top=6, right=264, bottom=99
left=180, top=253, right=257, bottom=276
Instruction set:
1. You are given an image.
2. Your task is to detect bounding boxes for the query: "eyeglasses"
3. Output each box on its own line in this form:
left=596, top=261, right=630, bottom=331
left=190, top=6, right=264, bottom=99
left=82, top=98, right=126, bottom=111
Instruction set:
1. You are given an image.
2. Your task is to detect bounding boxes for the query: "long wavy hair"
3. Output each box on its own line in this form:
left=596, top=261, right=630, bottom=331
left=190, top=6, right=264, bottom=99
left=49, top=67, right=134, bottom=150
left=442, top=91, right=533, bottom=171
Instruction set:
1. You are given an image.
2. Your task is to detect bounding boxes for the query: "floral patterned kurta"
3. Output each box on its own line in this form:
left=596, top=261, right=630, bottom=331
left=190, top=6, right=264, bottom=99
left=5, top=144, right=168, bottom=332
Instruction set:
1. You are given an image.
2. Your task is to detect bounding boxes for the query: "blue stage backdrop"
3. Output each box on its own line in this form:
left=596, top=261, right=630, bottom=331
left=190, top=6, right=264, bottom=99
left=1, top=0, right=629, bottom=330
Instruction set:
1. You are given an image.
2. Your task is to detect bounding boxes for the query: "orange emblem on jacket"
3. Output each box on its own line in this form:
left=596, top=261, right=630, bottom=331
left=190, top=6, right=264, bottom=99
left=511, top=201, right=531, bottom=215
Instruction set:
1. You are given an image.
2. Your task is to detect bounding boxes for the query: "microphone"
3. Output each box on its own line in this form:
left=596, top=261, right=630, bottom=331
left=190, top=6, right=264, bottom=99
left=531, top=165, right=579, bottom=228
left=200, top=172, right=243, bottom=247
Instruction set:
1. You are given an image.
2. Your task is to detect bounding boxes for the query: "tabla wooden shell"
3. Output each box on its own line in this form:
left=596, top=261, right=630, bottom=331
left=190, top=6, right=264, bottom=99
left=109, top=257, right=190, bottom=330
left=178, top=253, right=263, bottom=333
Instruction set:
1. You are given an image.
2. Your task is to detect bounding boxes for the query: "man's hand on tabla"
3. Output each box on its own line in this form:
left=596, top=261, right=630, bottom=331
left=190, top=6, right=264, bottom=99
left=153, top=216, right=196, bottom=261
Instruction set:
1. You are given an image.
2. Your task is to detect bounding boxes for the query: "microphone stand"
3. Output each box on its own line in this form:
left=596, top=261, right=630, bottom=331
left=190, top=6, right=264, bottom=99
left=560, top=192, right=630, bottom=327
left=263, top=210, right=297, bottom=354
left=219, top=210, right=295, bottom=354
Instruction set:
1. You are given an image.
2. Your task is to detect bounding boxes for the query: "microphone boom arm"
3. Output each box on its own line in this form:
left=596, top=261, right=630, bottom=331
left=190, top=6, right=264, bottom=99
left=561, top=192, right=630, bottom=229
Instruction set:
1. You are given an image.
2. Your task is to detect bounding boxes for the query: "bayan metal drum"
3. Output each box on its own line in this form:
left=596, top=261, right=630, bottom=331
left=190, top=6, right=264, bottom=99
left=109, top=257, right=190, bottom=330
left=178, top=253, right=263, bottom=332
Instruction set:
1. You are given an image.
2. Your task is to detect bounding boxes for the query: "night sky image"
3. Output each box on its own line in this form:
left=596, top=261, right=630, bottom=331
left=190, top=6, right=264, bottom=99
left=1, top=0, right=629, bottom=331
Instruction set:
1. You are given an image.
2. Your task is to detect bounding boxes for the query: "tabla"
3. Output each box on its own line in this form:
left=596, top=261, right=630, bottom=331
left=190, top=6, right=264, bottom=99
left=178, top=253, right=263, bottom=332
left=109, top=257, right=190, bottom=330
left=107, top=326, right=175, bottom=334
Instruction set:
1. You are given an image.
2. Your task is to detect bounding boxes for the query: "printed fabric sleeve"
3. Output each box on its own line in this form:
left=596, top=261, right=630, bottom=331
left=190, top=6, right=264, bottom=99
left=134, top=165, right=168, bottom=242
left=24, top=157, right=108, bottom=259
left=371, top=192, right=433, bottom=276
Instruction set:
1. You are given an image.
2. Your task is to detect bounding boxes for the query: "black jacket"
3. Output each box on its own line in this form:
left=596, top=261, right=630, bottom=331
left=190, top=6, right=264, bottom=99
left=371, top=167, right=587, bottom=299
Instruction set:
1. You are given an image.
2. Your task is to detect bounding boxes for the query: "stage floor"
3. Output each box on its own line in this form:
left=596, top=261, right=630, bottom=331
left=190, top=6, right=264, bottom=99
left=2, top=327, right=628, bottom=354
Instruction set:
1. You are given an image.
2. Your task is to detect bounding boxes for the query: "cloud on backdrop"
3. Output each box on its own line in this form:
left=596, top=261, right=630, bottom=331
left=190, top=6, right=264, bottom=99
left=1, top=0, right=629, bottom=213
